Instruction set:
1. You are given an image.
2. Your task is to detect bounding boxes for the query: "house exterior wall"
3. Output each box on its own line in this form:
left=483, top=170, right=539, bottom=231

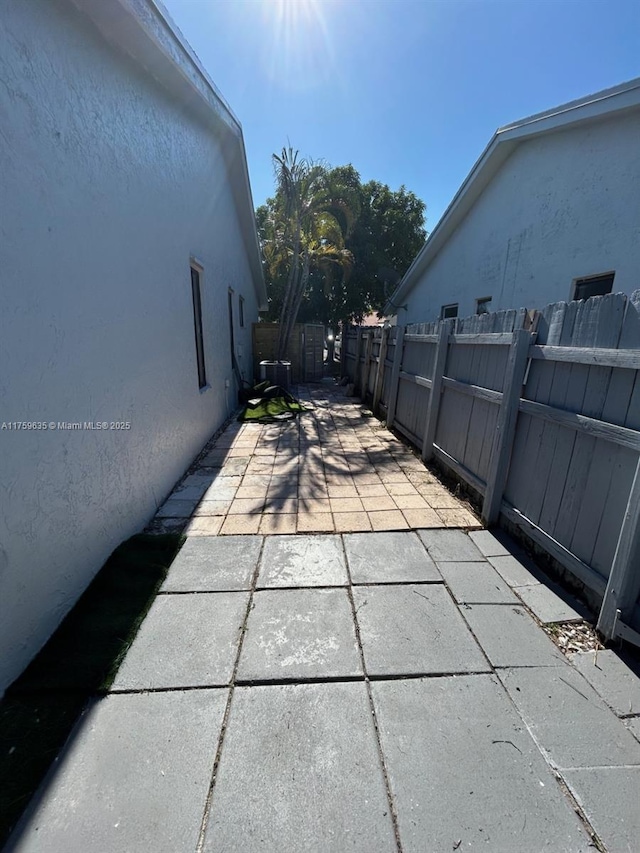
left=0, top=0, right=260, bottom=692
left=402, top=111, right=640, bottom=324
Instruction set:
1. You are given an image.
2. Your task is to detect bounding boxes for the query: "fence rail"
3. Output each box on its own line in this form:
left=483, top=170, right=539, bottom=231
left=343, top=292, right=640, bottom=646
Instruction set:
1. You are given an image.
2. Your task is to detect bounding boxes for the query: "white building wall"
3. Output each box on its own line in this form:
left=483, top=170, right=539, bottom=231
left=403, top=111, right=640, bottom=324
left=0, top=0, right=260, bottom=692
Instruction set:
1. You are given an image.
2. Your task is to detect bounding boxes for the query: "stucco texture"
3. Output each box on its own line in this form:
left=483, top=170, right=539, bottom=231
left=0, top=0, right=260, bottom=691
left=404, top=111, right=640, bottom=324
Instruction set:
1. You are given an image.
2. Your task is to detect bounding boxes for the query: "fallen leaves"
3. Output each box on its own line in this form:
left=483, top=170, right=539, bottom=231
left=544, top=621, right=603, bottom=657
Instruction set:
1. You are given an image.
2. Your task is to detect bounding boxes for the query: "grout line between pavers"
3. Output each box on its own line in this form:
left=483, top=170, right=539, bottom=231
left=254, top=581, right=348, bottom=591
left=554, top=763, right=640, bottom=771
left=234, top=674, right=366, bottom=688
left=551, top=772, right=607, bottom=852
left=449, top=570, right=608, bottom=849
left=339, top=533, right=405, bottom=853
left=253, top=579, right=446, bottom=592
left=490, top=662, right=568, bottom=669
left=438, top=581, right=496, bottom=674
left=365, top=669, right=493, bottom=681
left=351, top=578, right=446, bottom=587
left=156, top=588, right=253, bottom=596
left=195, top=535, right=267, bottom=853
left=232, top=670, right=496, bottom=688
left=107, top=683, right=231, bottom=694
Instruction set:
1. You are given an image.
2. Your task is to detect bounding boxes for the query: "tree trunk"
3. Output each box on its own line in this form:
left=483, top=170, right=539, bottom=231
left=281, top=247, right=310, bottom=362
left=277, top=215, right=301, bottom=360
left=288, top=248, right=310, bottom=340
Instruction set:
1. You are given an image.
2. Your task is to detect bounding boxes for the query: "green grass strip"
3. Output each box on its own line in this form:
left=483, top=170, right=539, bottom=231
left=0, top=532, right=183, bottom=845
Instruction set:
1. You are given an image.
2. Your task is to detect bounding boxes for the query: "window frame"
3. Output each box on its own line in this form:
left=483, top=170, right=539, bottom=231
left=476, top=296, right=492, bottom=315
left=441, top=303, right=459, bottom=320
left=571, top=272, right=615, bottom=302
left=190, top=262, right=207, bottom=390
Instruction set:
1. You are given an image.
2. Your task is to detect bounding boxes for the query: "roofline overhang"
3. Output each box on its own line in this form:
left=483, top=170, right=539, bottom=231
left=69, top=0, right=268, bottom=310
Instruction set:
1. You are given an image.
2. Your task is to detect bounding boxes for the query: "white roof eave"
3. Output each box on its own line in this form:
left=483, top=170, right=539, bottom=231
left=70, top=0, right=267, bottom=308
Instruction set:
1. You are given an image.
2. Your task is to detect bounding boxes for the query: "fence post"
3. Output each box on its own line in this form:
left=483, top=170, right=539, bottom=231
left=353, top=327, right=364, bottom=391
left=360, top=332, right=374, bottom=402
left=597, top=456, right=640, bottom=641
left=421, top=320, right=451, bottom=462
left=481, top=328, right=532, bottom=526
left=385, top=325, right=405, bottom=429
left=340, top=324, right=349, bottom=378
left=372, top=326, right=390, bottom=415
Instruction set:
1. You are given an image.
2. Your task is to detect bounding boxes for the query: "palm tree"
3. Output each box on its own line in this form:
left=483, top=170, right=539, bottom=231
left=268, top=148, right=357, bottom=360
left=271, top=148, right=304, bottom=358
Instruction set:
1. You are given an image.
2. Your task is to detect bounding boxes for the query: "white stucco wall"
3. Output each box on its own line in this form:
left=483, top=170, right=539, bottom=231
left=402, top=111, right=640, bottom=324
left=0, top=0, right=260, bottom=692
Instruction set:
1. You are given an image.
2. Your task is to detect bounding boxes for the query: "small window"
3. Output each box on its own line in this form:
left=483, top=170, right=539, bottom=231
left=476, top=296, right=492, bottom=315
left=572, top=272, right=615, bottom=301
left=190, top=265, right=207, bottom=389
left=239, top=295, right=245, bottom=328
left=441, top=303, right=458, bottom=319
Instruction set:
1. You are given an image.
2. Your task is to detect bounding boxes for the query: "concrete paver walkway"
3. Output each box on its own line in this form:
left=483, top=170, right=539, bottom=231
left=152, top=385, right=480, bottom=536
left=8, top=530, right=640, bottom=852
left=7, top=388, right=640, bottom=852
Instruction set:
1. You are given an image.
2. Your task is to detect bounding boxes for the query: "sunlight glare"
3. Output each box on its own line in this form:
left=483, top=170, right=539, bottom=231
left=260, top=0, right=338, bottom=92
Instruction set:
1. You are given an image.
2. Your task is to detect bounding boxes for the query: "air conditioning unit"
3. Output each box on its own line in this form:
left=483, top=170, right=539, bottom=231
left=259, top=360, right=291, bottom=389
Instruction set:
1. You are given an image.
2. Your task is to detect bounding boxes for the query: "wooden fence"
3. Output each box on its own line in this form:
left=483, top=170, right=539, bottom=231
left=252, top=323, right=324, bottom=383
left=344, top=292, right=640, bottom=646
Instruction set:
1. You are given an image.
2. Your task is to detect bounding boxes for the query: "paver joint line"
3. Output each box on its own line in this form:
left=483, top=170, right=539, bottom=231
left=550, top=771, right=607, bottom=852
left=234, top=675, right=366, bottom=688
left=108, top=683, right=232, bottom=694
left=366, top=670, right=493, bottom=682
left=195, top=535, right=267, bottom=853
left=446, top=584, right=622, bottom=850
left=339, top=534, right=405, bottom=853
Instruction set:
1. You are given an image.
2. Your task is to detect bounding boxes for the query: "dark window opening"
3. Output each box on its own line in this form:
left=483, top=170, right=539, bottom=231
left=239, top=295, right=245, bottom=328
left=190, top=266, right=207, bottom=389
left=573, top=273, right=615, bottom=301
left=441, top=303, right=458, bottom=319
left=228, top=289, right=235, bottom=370
left=476, top=296, right=492, bottom=315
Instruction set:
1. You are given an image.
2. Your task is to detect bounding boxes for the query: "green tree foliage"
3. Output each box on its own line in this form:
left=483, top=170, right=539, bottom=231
left=259, top=149, right=359, bottom=359
left=345, top=178, right=427, bottom=321
left=257, top=157, right=426, bottom=339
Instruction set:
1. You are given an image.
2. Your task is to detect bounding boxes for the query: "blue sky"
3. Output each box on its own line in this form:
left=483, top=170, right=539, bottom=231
left=161, top=0, right=640, bottom=231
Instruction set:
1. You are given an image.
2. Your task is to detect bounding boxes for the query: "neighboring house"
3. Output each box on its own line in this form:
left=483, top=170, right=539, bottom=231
left=358, top=312, right=388, bottom=328
left=384, top=78, right=640, bottom=325
left=0, top=0, right=267, bottom=693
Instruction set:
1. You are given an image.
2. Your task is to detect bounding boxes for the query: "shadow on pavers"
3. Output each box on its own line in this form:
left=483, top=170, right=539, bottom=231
left=0, top=533, right=184, bottom=847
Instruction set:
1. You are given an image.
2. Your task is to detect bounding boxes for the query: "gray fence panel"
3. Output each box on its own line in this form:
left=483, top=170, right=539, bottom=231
left=401, top=337, right=436, bottom=379
left=466, top=345, right=509, bottom=482
left=379, top=359, right=394, bottom=411
left=436, top=385, right=475, bottom=468
left=394, top=377, right=430, bottom=443
left=590, top=372, right=640, bottom=574
left=366, top=349, right=378, bottom=398
left=350, top=292, right=640, bottom=637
